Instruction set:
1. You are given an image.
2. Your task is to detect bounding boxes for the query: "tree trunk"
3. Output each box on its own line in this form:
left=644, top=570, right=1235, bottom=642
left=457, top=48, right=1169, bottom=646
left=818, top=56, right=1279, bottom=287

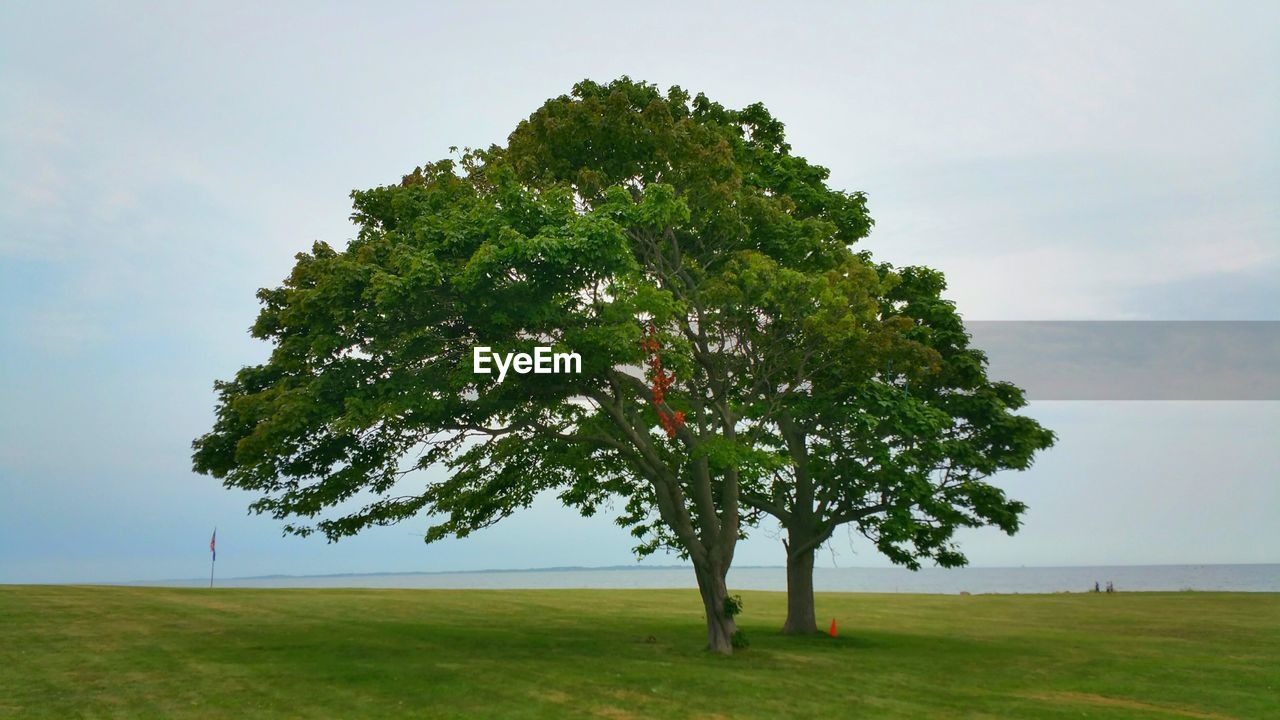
left=693, top=560, right=737, bottom=654
left=783, top=540, right=818, bottom=635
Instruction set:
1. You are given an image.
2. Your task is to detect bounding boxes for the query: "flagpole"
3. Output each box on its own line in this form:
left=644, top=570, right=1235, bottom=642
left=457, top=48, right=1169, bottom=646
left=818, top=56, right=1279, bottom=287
left=209, top=527, right=216, bottom=589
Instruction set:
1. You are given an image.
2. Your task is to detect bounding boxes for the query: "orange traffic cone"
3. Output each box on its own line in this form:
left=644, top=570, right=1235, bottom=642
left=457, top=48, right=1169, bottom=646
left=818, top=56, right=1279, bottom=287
left=828, top=618, right=837, bottom=637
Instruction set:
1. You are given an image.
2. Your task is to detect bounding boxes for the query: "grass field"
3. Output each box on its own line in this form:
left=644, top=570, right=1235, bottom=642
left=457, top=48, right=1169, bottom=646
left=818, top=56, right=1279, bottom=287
left=1, top=586, right=1276, bottom=718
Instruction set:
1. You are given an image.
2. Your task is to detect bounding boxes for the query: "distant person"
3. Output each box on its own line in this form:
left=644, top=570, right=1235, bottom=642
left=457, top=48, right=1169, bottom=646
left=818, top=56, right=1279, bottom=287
left=1106, top=581, right=1115, bottom=593
left=1094, top=581, right=1100, bottom=593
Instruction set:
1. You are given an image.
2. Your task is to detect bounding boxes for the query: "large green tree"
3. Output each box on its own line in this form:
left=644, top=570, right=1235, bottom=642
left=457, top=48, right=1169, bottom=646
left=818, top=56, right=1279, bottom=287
left=193, top=77, right=1052, bottom=651
left=192, top=78, right=907, bottom=653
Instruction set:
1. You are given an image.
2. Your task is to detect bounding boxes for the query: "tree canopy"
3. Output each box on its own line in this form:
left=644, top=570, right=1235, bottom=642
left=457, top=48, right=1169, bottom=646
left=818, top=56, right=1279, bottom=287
left=735, top=261, right=1056, bottom=632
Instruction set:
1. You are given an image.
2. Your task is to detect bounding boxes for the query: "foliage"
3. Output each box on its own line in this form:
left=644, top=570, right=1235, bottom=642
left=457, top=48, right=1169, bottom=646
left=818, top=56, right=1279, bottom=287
left=191, top=78, right=893, bottom=556
left=739, top=262, right=1056, bottom=572
left=723, top=594, right=744, bottom=618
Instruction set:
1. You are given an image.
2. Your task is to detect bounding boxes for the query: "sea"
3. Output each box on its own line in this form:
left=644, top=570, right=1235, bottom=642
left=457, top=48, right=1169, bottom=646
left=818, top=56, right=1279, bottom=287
left=137, top=563, right=1280, bottom=594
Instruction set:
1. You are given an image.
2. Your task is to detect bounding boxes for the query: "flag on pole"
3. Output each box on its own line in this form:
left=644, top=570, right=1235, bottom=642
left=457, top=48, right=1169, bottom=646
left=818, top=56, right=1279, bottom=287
left=209, top=527, right=218, bottom=589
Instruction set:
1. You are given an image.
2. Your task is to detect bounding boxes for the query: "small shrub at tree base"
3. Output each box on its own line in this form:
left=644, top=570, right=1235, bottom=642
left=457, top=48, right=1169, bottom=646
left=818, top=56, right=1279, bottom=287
left=723, top=594, right=744, bottom=618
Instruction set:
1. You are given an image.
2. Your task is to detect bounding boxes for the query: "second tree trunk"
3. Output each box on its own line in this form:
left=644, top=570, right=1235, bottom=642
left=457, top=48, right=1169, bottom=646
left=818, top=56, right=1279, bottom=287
left=783, top=543, right=818, bottom=635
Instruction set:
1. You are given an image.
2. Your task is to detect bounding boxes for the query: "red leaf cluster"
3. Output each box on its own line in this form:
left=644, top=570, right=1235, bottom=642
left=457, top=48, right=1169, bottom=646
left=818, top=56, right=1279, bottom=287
left=642, top=322, right=686, bottom=438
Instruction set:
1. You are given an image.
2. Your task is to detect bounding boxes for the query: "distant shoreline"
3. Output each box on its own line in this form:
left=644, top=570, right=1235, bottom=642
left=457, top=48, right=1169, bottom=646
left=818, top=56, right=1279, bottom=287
left=68, top=562, right=1278, bottom=592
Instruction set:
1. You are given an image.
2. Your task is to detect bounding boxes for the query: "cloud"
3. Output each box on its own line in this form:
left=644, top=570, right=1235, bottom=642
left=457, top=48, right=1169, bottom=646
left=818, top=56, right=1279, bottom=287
left=858, top=151, right=1279, bottom=318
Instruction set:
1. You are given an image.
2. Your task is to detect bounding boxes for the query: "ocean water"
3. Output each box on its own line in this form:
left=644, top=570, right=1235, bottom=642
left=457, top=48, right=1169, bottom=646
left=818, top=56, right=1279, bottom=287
left=144, top=563, right=1280, bottom=593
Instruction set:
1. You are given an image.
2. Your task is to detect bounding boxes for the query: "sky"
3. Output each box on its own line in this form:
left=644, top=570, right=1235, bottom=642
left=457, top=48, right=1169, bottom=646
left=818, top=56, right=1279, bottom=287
left=1, top=1, right=1277, bottom=583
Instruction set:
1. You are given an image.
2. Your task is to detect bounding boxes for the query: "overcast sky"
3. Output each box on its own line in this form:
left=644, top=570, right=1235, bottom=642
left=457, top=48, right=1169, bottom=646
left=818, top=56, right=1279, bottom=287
left=2, top=1, right=1277, bottom=583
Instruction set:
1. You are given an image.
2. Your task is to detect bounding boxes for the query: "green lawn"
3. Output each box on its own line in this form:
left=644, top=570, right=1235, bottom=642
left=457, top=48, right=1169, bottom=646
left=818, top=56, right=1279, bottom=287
left=1, top=586, right=1276, bottom=718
